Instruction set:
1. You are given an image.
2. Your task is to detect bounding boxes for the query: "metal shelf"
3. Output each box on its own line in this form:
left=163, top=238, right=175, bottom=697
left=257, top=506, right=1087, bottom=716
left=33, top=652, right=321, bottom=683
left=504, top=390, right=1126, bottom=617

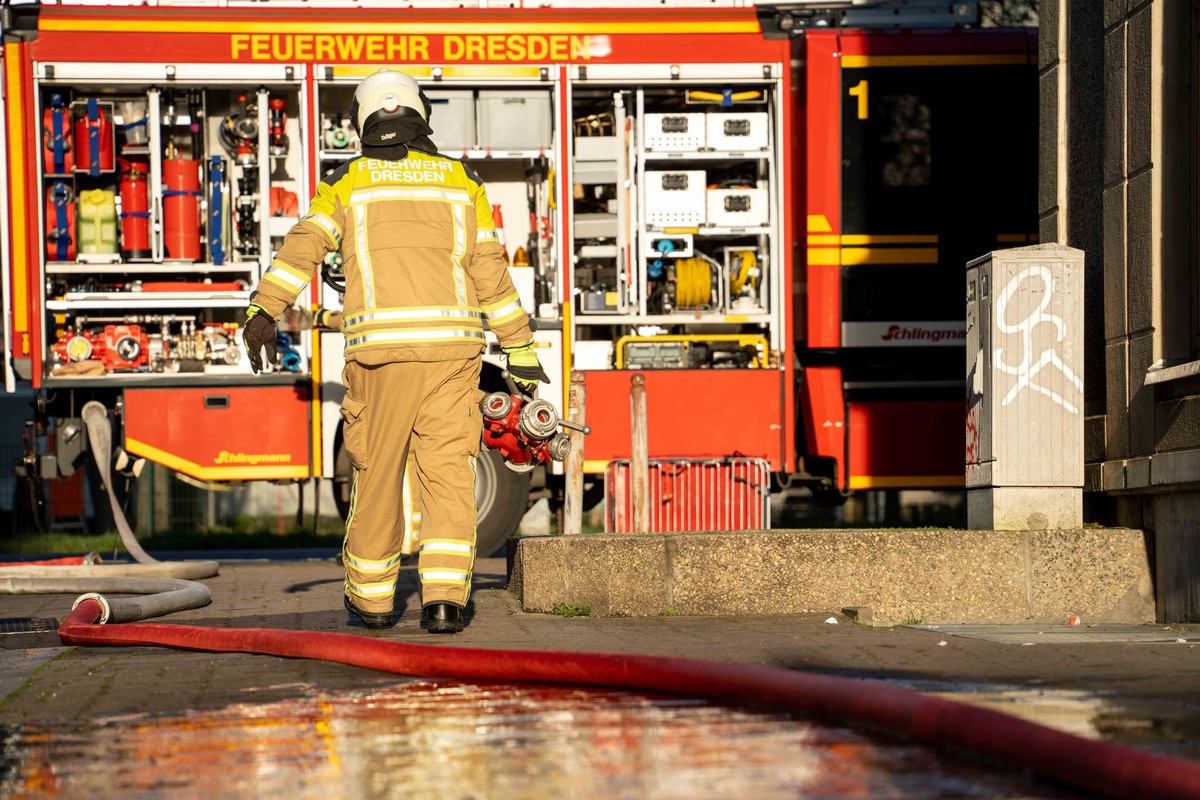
left=445, top=149, right=556, bottom=161
left=645, top=226, right=770, bottom=236
left=43, top=372, right=308, bottom=389
left=642, top=150, right=770, bottom=161
left=48, top=293, right=250, bottom=310
left=319, top=148, right=553, bottom=162
left=47, top=262, right=258, bottom=274
left=574, top=313, right=771, bottom=326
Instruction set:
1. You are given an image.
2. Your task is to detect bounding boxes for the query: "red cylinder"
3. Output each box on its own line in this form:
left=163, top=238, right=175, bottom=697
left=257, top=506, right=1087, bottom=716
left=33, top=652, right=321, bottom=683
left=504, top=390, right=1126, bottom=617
left=118, top=157, right=151, bottom=260
left=162, top=159, right=201, bottom=261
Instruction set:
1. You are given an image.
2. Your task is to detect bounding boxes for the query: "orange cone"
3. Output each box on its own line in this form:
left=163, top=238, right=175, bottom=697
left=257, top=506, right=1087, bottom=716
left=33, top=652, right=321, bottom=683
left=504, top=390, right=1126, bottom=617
left=491, top=204, right=511, bottom=264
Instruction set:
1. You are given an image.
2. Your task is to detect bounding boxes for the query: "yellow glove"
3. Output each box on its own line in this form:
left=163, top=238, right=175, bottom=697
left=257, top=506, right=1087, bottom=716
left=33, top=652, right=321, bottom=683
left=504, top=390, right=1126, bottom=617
left=503, top=341, right=550, bottom=393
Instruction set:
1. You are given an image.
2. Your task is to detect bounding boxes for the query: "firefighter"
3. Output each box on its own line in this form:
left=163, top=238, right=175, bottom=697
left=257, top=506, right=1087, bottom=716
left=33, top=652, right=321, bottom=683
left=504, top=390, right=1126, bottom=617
left=242, top=68, right=548, bottom=633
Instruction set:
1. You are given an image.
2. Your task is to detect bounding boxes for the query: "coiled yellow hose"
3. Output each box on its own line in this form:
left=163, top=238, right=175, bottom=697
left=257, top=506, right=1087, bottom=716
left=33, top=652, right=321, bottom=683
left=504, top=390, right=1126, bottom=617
left=729, top=250, right=757, bottom=297
left=673, top=258, right=714, bottom=308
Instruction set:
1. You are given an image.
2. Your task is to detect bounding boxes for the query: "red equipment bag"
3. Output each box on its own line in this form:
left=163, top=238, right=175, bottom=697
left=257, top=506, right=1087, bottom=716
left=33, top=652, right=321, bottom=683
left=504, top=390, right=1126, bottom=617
left=269, top=186, right=299, bottom=217
left=42, top=93, right=74, bottom=175
left=45, top=180, right=76, bottom=262
left=74, top=98, right=115, bottom=176
left=118, top=157, right=151, bottom=259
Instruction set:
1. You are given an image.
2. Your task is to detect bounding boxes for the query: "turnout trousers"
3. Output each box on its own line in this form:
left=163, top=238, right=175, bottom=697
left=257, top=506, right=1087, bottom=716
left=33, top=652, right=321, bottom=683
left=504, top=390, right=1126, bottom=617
left=339, top=357, right=483, bottom=614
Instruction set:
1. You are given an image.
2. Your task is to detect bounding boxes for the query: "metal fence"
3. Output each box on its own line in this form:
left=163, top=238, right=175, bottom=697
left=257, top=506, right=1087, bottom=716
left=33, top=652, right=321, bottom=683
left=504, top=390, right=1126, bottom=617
left=605, top=457, right=771, bottom=534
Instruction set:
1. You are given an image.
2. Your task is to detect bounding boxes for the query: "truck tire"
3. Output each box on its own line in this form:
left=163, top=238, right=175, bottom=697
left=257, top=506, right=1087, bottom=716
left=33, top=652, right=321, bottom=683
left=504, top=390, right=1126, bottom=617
left=332, top=427, right=529, bottom=557
left=473, top=445, right=531, bottom=556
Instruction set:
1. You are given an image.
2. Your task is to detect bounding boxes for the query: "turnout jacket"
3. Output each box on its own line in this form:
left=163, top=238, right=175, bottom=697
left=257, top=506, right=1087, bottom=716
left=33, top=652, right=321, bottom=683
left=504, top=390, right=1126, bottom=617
left=251, top=151, right=532, bottom=364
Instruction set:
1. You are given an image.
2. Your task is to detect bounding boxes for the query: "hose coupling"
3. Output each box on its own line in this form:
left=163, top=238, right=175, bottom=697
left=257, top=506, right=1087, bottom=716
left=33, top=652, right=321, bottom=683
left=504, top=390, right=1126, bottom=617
left=72, top=592, right=112, bottom=625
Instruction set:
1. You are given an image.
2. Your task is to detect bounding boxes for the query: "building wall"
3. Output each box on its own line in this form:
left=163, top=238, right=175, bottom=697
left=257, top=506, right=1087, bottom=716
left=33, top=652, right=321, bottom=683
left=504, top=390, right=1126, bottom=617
left=1042, top=0, right=1200, bottom=621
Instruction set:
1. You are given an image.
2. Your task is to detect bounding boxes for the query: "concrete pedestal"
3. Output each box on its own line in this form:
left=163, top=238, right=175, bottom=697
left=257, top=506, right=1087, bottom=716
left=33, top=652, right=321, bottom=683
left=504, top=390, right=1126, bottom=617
left=968, top=487, right=1083, bottom=530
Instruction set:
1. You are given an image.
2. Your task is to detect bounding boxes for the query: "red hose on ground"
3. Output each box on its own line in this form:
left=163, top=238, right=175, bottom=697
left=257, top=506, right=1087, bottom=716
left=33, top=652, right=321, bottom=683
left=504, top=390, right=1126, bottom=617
left=1, top=556, right=93, bottom=567
left=60, top=600, right=1200, bottom=800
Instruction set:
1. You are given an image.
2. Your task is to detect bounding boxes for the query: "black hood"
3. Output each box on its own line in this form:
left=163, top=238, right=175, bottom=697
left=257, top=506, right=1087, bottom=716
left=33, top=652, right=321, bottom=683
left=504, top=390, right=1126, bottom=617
left=359, top=107, right=439, bottom=160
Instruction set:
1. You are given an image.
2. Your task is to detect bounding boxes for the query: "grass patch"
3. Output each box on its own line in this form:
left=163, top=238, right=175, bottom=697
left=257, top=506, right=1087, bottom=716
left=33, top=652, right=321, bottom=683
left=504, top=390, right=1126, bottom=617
left=0, top=518, right=345, bottom=556
left=658, top=605, right=677, bottom=618
left=900, top=614, right=924, bottom=626
left=551, top=603, right=591, bottom=618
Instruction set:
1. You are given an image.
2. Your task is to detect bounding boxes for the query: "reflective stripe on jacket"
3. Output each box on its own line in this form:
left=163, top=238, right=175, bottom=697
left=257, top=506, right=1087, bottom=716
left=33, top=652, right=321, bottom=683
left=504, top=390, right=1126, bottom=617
left=250, top=151, right=533, bottom=364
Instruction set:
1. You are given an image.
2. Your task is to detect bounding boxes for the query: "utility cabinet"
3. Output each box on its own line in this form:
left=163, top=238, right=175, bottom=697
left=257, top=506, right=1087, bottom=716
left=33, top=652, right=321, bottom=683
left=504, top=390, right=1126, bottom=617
left=568, top=64, right=780, bottom=368
left=965, top=244, right=1084, bottom=530
left=35, top=63, right=308, bottom=384
left=312, top=66, right=560, bottom=478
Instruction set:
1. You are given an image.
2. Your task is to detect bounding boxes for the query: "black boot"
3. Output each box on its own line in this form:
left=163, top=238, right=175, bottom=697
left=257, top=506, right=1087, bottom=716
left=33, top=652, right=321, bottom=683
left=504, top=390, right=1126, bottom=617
left=425, top=602, right=464, bottom=634
left=344, top=594, right=393, bottom=629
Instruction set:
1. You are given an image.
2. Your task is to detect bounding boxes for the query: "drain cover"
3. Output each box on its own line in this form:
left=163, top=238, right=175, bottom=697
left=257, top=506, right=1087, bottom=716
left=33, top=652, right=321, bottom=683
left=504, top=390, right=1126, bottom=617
left=0, top=618, right=62, bottom=635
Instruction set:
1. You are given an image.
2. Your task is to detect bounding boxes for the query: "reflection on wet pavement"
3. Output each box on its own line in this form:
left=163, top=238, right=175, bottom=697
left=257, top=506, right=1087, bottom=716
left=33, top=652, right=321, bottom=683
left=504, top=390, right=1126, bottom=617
left=894, top=679, right=1200, bottom=762
left=2, top=681, right=1085, bottom=799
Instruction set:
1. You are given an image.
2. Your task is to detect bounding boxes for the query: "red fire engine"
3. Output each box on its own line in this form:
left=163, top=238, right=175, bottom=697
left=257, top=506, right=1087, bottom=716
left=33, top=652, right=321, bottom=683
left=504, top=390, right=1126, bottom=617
left=1, top=0, right=1036, bottom=553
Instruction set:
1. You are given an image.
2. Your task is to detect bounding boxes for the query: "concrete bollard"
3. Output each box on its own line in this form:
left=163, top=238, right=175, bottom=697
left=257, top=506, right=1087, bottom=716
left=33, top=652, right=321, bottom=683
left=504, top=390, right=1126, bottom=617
left=563, top=371, right=586, bottom=535
left=630, top=373, right=649, bottom=533
left=965, top=244, right=1084, bottom=529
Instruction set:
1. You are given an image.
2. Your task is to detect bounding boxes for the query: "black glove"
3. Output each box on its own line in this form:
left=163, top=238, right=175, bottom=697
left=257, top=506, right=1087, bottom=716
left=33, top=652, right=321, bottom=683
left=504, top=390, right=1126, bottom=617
left=243, top=307, right=278, bottom=374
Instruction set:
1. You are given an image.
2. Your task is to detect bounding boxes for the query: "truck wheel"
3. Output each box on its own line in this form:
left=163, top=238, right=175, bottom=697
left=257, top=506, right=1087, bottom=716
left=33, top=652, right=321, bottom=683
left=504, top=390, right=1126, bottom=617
left=332, top=427, right=530, bottom=557
left=474, top=445, right=531, bottom=557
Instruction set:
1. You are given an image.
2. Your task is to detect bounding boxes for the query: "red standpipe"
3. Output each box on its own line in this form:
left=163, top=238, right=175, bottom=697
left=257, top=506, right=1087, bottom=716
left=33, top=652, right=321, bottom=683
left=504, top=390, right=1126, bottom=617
left=60, top=600, right=1200, bottom=800
left=162, top=159, right=201, bottom=261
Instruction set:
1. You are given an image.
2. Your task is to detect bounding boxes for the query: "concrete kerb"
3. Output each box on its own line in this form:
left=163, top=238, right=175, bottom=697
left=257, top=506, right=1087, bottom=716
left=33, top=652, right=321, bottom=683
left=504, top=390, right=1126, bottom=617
left=510, top=528, right=1155, bottom=626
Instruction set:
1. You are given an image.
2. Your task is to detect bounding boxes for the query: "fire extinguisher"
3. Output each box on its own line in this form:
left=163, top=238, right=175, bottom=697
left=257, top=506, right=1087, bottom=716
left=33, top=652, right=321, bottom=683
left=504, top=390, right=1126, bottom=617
left=42, top=93, right=74, bottom=175
left=268, top=97, right=288, bottom=156
left=118, top=157, right=151, bottom=260
left=73, top=98, right=114, bottom=177
left=45, top=181, right=76, bottom=262
left=162, top=160, right=201, bottom=261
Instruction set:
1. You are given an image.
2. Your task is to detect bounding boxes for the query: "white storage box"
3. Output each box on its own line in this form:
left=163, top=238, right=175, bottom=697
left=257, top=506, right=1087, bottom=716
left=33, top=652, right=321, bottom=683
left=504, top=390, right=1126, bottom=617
left=643, top=113, right=705, bottom=152
left=705, top=112, right=769, bottom=152
left=706, top=188, right=769, bottom=227
left=426, top=90, right=476, bottom=152
left=574, top=136, right=618, bottom=161
left=645, top=170, right=707, bottom=227
left=572, top=339, right=614, bottom=369
left=478, top=90, right=552, bottom=151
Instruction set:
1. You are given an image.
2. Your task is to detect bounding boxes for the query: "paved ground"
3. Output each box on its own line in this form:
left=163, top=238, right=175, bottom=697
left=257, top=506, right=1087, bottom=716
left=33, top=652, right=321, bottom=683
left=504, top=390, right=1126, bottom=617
left=1, top=554, right=1198, bottom=762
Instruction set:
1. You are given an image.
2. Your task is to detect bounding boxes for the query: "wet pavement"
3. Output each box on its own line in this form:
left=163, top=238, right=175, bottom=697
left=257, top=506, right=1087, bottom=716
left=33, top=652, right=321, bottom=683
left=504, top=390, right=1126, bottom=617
left=3, top=680, right=1087, bottom=799
left=1, top=555, right=1198, bottom=797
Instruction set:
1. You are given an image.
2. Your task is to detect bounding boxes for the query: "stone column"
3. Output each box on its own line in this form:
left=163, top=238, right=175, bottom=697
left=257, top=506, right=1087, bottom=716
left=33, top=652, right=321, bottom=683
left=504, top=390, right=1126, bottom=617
left=966, top=244, right=1084, bottom=529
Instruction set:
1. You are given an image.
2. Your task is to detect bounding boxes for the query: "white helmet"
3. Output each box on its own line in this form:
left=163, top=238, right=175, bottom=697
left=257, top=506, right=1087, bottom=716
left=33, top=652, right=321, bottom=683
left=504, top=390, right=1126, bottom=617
left=350, top=68, right=429, bottom=134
